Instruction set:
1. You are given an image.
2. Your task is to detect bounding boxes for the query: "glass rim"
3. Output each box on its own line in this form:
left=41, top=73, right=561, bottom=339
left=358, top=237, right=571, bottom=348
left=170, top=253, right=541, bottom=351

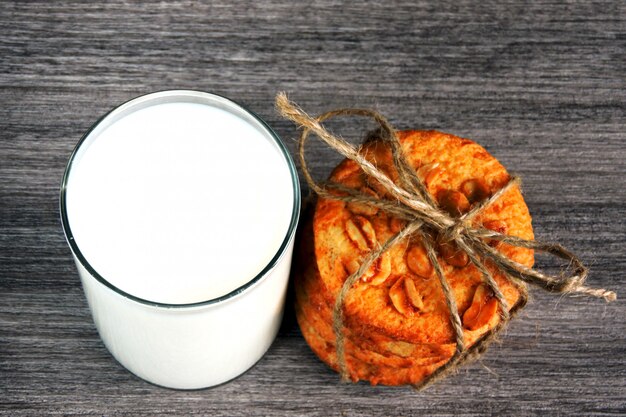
left=59, top=89, right=301, bottom=309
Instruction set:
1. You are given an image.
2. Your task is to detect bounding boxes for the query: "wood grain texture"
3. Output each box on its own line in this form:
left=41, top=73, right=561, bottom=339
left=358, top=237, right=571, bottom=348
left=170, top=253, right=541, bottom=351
left=0, top=1, right=624, bottom=415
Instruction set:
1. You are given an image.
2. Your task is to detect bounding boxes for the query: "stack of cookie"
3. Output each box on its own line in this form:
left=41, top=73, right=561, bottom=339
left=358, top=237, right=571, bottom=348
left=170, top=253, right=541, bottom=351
left=294, top=130, right=535, bottom=385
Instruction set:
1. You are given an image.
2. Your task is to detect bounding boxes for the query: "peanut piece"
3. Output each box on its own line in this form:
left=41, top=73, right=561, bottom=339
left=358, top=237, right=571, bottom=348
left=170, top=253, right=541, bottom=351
left=437, top=239, right=470, bottom=268
left=344, top=259, right=360, bottom=275
left=460, top=178, right=490, bottom=203
left=484, top=219, right=508, bottom=247
left=425, top=167, right=442, bottom=188
left=346, top=187, right=379, bottom=216
left=484, top=219, right=508, bottom=234
left=345, top=215, right=376, bottom=251
left=406, top=244, right=433, bottom=278
left=416, top=163, right=442, bottom=187
left=363, top=252, right=392, bottom=285
left=403, top=276, right=425, bottom=310
left=462, top=283, right=499, bottom=330
left=389, top=276, right=413, bottom=316
left=437, top=190, right=470, bottom=217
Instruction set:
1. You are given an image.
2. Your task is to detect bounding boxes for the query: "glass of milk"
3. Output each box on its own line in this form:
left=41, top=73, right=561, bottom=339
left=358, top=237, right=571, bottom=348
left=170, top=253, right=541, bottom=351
left=60, top=90, right=300, bottom=389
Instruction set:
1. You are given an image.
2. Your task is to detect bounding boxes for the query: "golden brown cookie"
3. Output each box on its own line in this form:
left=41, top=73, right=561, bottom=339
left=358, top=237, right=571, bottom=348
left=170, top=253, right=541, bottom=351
left=296, top=129, right=535, bottom=385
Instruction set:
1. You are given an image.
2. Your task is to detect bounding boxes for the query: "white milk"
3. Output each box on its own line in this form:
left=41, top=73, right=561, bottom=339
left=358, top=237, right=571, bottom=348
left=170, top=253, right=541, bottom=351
left=66, top=100, right=294, bottom=304
left=61, top=91, right=300, bottom=389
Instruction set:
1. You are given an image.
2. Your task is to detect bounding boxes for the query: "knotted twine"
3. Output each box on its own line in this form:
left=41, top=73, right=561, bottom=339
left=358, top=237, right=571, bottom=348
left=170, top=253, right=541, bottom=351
left=275, top=92, right=616, bottom=389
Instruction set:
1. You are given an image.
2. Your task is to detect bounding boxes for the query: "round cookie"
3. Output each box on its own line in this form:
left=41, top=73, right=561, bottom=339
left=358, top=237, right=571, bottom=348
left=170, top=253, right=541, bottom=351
left=313, top=130, right=533, bottom=344
left=296, top=129, right=535, bottom=385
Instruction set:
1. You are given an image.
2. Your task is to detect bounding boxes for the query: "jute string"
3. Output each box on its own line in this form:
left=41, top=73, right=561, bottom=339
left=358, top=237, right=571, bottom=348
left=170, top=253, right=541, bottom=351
left=275, top=92, right=616, bottom=389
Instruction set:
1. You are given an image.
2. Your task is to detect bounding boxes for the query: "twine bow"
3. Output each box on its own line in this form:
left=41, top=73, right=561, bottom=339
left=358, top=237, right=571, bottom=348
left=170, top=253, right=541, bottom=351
left=276, top=92, right=616, bottom=388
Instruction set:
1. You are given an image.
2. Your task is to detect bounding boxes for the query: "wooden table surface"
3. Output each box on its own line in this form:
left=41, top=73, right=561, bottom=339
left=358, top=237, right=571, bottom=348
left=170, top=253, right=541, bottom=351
left=1, top=1, right=624, bottom=415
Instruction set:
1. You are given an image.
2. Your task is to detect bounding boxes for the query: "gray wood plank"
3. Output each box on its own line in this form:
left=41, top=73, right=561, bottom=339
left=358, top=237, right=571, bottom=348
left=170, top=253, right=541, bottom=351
left=1, top=0, right=624, bottom=415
